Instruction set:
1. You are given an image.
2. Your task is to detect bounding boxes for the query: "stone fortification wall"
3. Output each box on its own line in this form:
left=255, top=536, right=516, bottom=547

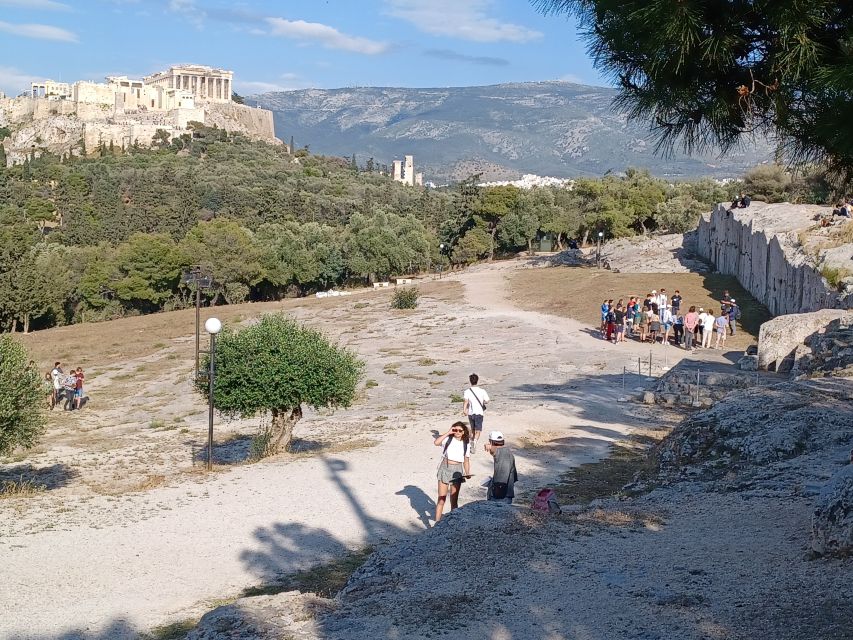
left=696, top=202, right=849, bottom=315
left=203, top=101, right=277, bottom=142
left=1, top=95, right=280, bottom=165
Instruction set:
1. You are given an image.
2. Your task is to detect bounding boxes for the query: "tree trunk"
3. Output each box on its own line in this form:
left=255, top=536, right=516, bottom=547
left=23, top=313, right=30, bottom=334
left=582, top=229, right=589, bottom=247
left=555, top=232, right=564, bottom=251
left=489, top=227, right=497, bottom=261
left=268, top=405, right=303, bottom=454
left=11, top=318, right=18, bottom=333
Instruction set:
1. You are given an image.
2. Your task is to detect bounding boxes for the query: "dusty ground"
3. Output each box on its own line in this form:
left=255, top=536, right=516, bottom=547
left=1, top=259, right=751, bottom=639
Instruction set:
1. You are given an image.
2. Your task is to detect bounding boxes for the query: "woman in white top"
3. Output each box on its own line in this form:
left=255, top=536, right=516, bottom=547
left=433, top=421, right=471, bottom=523
left=701, top=308, right=716, bottom=348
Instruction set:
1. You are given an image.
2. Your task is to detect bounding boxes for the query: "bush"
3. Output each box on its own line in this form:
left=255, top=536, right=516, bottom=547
left=199, top=314, right=363, bottom=457
left=0, top=336, right=46, bottom=456
left=391, top=287, right=419, bottom=309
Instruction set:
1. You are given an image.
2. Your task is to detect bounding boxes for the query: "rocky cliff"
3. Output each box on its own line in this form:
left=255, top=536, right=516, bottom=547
left=696, top=202, right=853, bottom=316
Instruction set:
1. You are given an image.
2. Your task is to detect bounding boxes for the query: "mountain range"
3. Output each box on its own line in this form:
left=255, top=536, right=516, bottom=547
left=249, top=81, right=772, bottom=183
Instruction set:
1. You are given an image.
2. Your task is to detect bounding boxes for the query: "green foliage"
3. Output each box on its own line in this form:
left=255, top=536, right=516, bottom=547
left=201, top=315, right=363, bottom=454
left=390, top=287, right=419, bottom=309
left=0, top=337, right=46, bottom=456
left=654, top=194, right=706, bottom=234
left=533, top=1, right=853, bottom=180
left=744, top=164, right=793, bottom=203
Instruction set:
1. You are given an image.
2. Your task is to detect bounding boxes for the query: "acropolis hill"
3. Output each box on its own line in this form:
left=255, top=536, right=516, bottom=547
left=0, top=64, right=280, bottom=165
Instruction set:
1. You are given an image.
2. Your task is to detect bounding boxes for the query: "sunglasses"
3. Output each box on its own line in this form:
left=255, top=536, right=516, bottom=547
left=451, top=429, right=464, bottom=433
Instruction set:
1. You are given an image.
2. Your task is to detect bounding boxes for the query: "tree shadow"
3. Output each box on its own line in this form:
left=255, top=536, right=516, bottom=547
left=395, top=484, right=435, bottom=529
left=8, top=618, right=139, bottom=640
left=0, top=463, right=79, bottom=491
left=191, top=434, right=254, bottom=465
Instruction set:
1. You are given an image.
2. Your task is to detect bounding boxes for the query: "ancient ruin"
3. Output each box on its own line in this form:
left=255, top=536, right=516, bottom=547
left=0, top=64, right=279, bottom=164
left=392, top=154, right=423, bottom=186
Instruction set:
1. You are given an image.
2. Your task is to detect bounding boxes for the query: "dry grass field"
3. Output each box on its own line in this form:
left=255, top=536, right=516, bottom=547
left=509, top=266, right=772, bottom=352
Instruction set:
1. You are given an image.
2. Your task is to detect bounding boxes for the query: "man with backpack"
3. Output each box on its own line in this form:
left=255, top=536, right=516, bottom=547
left=727, top=299, right=741, bottom=335
left=463, top=373, right=490, bottom=450
left=484, top=431, right=517, bottom=503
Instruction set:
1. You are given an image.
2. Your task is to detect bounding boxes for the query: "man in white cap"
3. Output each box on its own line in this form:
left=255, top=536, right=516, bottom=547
left=727, top=299, right=740, bottom=335
left=484, top=431, right=517, bottom=503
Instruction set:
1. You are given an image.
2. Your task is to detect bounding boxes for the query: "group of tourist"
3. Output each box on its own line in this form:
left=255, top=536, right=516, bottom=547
left=432, top=373, right=517, bottom=523
left=46, top=362, right=86, bottom=411
left=599, top=288, right=742, bottom=351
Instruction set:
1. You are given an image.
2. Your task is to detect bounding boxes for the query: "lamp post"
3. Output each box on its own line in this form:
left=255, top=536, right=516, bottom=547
left=597, top=231, right=604, bottom=269
left=438, top=243, right=445, bottom=278
left=181, top=267, right=213, bottom=379
left=204, top=317, right=222, bottom=471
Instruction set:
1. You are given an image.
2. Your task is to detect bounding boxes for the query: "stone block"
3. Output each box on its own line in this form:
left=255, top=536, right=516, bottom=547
left=737, top=355, right=759, bottom=371
left=812, top=465, right=853, bottom=556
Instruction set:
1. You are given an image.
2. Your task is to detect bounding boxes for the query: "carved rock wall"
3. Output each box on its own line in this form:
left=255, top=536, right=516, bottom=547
left=695, top=203, right=850, bottom=316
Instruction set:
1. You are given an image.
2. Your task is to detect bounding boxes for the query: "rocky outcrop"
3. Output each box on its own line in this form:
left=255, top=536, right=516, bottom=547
left=757, top=309, right=847, bottom=372
left=600, top=231, right=711, bottom=273
left=696, top=203, right=853, bottom=315
left=656, top=379, right=853, bottom=482
left=793, top=312, right=853, bottom=378
left=812, top=464, right=853, bottom=556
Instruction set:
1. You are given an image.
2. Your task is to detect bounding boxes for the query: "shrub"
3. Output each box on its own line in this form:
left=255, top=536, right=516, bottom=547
left=391, top=287, right=419, bottom=309
left=0, top=336, right=46, bottom=457
left=199, top=314, right=363, bottom=457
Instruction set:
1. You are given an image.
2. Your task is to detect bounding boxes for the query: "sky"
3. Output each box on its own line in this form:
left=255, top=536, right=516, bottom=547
left=0, top=0, right=607, bottom=97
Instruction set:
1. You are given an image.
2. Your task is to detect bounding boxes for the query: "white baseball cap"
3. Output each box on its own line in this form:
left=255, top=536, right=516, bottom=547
left=488, top=431, right=505, bottom=442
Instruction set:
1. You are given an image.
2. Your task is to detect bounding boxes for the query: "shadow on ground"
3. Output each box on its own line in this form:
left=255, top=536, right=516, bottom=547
left=0, top=462, right=79, bottom=491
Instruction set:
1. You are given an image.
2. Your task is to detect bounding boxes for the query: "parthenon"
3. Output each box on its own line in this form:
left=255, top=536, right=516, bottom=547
left=143, top=64, right=233, bottom=103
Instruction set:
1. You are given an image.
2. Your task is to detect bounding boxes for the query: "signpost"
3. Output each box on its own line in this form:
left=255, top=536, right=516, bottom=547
left=181, top=267, right=213, bottom=379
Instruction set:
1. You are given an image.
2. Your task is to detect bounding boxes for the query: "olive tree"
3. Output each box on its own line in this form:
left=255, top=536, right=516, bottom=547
left=0, top=336, right=46, bottom=456
left=201, top=314, right=363, bottom=456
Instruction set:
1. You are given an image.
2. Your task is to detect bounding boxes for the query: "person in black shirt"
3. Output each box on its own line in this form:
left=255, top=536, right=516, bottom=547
left=670, top=290, right=682, bottom=315
left=613, top=304, right=627, bottom=343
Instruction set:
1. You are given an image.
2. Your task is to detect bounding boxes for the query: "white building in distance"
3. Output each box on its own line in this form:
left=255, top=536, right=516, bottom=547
left=392, top=154, right=424, bottom=186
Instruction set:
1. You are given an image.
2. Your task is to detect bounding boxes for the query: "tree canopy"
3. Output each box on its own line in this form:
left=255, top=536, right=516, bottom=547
left=201, top=314, right=363, bottom=455
left=534, top=1, right=853, bottom=179
left=0, top=337, right=46, bottom=456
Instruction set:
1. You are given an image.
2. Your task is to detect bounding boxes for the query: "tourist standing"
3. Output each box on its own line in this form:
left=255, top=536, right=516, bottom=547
left=605, top=304, right=617, bottom=342
left=434, top=421, right=471, bottom=523
left=656, top=289, right=669, bottom=313
left=727, top=299, right=740, bottom=335
left=462, top=373, right=489, bottom=449
left=484, top=431, right=518, bottom=503
left=696, top=307, right=707, bottom=346
left=74, top=367, right=85, bottom=410
left=672, top=311, right=684, bottom=345
left=660, top=306, right=673, bottom=344
left=670, top=290, right=682, bottom=316
left=683, top=306, right=699, bottom=350
left=701, top=309, right=715, bottom=349
left=714, top=312, right=729, bottom=349
left=637, top=306, right=649, bottom=342
left=62, top=371, right=78, bottom=411
left=50, top=361, right=62, bottom=410
left=600, top=299, right=610, bottom=334
left=613, top=304, right=627, bottom=343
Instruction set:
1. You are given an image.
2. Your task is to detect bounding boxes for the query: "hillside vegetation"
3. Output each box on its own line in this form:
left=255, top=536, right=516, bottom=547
left=0, top=128, right=771, bottom=333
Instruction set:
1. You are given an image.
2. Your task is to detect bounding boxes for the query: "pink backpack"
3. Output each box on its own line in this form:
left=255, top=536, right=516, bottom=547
left=532, top=488, right=561, bottom=514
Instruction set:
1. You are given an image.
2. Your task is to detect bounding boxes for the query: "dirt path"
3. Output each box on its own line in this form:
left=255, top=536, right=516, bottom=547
left=0, top=260, right=702, bottom=639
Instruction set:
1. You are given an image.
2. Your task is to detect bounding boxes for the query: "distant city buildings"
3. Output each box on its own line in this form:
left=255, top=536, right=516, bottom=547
left=479, top=174, right=575, bottom=189
left=392, top=154, right=423, bottom=186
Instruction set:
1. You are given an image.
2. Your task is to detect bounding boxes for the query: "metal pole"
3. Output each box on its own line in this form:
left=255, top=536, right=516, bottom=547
left=207, top=333, right=215, bottom=471
left=597, top=237, right=601, bottom=268
left=194, top=283, right=201, bottom=379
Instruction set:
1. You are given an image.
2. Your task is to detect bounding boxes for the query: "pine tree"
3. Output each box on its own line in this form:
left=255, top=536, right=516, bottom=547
left=350, top=153, right=358, bottom=172
left=289, top=135, right=294, bottom=153
left=534, top=1, right=853, bottom=179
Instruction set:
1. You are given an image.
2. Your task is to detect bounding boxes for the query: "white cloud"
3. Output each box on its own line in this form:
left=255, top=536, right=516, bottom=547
left=0, top=66, right=39, bottom=97
left=0, top=20, right=78, bottom=42
left=168, top=0, right=205, bottom=28
left=386, top=0, right=541, bottom=43
left=264, top=17, right=389, bottom=55
left=0, top=0, right=70, bottom=9
left=235, top=73, right=315, bottom=95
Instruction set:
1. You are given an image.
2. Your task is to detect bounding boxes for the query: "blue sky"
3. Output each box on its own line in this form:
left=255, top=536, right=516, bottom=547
left=0, top=0, right=606, bottom=96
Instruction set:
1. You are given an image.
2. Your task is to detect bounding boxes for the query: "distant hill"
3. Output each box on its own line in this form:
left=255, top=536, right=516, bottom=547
left=250, top=81, right=771, bottom=182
